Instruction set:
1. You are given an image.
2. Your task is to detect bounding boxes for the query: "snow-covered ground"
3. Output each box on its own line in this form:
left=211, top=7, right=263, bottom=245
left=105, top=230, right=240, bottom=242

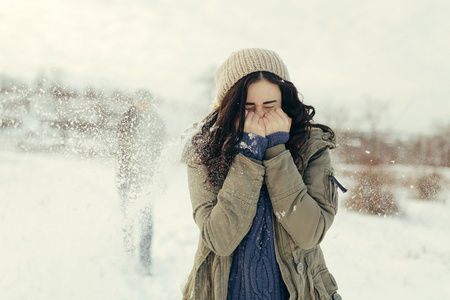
left=1, top=145, right=449, bottom=300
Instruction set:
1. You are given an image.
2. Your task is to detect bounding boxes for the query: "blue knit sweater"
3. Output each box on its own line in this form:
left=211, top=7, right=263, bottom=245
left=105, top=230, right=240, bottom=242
left=227, top=132, right=290, bottom=300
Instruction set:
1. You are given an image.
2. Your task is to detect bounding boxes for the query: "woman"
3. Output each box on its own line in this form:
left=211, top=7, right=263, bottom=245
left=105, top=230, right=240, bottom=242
left=182, top=48, right=343, bottom=300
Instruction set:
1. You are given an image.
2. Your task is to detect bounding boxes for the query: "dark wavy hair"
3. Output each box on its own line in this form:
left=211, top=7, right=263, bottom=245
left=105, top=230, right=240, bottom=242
left=191, top=71, right=315, bottom=186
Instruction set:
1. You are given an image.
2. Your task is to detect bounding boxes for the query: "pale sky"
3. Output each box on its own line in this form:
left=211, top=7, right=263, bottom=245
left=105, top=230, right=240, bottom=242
left=1, top=0, right=449, bottom=135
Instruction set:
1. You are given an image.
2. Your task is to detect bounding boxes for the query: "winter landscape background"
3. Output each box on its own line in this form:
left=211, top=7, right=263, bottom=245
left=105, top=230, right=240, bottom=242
left=1, top=0, right=449, bottom=299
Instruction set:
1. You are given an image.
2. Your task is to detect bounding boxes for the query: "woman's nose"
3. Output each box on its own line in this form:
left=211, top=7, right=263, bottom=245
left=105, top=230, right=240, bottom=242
left=255, top=107, right=265, bottom=118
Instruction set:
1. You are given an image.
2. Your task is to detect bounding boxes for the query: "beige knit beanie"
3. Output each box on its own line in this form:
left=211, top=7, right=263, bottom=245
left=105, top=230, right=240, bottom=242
left=214, top=48, right=290, bottom=105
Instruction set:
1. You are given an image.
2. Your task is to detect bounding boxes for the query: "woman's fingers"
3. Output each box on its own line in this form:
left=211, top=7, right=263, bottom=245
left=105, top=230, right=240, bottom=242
left=264, top=108, right=291, bottom=134
left=243, top=111, right=265, bottom=137
left=243, top=111, right=253, bottom=132
left=243, top=108, right=292, bottom=137
left=276, top=108, right=292, bottom=130
left=273, top=108, right=289, bottom=122
left=263, top=112, right=276, bottom=135
left=257, top=118, right=265, bottom=132
left=264, top=111, right=277, bottom=123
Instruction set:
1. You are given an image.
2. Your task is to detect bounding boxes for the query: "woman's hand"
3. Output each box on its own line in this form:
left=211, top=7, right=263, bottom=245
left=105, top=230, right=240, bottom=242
left=263, top=108, right=292, bottom=135
left=243, top=111, right=266, bottom=137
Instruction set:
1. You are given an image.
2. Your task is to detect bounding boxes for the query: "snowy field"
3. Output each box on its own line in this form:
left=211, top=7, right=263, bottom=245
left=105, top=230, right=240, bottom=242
left=1, top=145, right=449, bottom=300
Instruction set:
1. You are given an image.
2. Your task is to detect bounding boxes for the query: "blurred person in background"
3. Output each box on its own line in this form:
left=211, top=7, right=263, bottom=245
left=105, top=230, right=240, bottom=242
left=182, top=48, right=344, bottom=299
left=116, top=90, right=165, bottom=276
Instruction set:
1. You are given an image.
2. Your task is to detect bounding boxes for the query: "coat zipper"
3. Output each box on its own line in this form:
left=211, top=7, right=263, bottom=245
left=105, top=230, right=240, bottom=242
left=328, top=175, right=347, bottom=193
left=274, top=221, right=298, bottom=298
left=207, top=254, right=212, bottom=300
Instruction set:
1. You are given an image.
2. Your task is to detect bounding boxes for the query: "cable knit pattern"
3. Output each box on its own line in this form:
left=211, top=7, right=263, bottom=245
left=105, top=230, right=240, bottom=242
left=237, top=133, right=268, bottom=161
left=267, top=131, right=289, bottom=149
left=230, top=132, right=290, bottom=300
left=237, top=132, right=290, bottom=161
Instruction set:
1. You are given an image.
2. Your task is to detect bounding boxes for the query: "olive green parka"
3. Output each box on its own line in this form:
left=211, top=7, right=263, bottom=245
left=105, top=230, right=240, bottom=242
left=182, top=124, right=340, bottom=300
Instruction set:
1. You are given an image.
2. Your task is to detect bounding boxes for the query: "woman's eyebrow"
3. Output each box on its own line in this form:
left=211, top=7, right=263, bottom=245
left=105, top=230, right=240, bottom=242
left=245, top=100, right=278, bottom=105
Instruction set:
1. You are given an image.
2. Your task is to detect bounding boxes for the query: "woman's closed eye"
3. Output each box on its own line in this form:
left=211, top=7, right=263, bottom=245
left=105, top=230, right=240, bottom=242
left=245, top=106, right=274, bottom=111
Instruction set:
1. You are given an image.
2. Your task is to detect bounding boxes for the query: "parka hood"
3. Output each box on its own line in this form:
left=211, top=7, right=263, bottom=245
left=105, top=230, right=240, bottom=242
left=297, top=123, right=337, bottom=170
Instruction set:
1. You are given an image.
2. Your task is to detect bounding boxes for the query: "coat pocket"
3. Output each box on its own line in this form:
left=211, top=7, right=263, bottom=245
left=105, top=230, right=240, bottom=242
left=304, top=248, right=339, bottom=300
left=313, top=269, right=339, bottom=299
left=323, top=168, right=338, bottom=214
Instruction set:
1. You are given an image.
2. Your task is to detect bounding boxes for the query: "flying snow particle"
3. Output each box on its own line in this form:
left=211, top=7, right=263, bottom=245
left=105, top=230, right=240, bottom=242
left=275, top=211, right=281, bottom=220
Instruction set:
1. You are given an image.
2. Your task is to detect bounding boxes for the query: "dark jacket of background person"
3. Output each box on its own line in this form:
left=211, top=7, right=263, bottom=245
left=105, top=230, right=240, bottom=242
left=115, top=100, right=166, bottom=273
left=182, top=124, right=340, bottom=300
left=116, top=105, right=165, bottom=196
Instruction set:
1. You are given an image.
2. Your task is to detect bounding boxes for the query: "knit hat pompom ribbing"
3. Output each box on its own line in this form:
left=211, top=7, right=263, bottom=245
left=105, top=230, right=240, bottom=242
left=214, top=48, right=290, bottom=105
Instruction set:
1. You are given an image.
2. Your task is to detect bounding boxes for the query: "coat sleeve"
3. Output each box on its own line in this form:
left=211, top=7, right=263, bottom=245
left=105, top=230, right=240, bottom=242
left=263, top=145, right=337, bottom=250
left=187, top=153, right=265, bottom=256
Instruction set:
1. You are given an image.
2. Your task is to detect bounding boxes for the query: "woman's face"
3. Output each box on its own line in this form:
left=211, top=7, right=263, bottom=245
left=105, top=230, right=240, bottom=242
left=245, top=79, right=282, bottom=118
